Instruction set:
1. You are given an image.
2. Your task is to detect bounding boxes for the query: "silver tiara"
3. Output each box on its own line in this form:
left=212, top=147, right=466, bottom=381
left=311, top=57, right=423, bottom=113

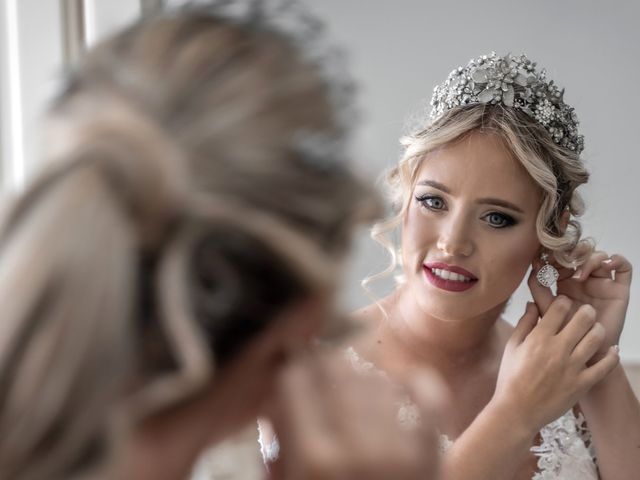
left=429, top=52, right=584, bottom=154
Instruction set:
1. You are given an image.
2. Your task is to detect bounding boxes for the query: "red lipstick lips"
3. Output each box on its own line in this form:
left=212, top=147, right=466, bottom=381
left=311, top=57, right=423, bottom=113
left=423, top=262, right=478, bottom=292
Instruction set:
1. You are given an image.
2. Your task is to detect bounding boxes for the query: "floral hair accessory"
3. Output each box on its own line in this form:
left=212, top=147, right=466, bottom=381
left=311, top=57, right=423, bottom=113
left=429, top=52, right=584, bottom=154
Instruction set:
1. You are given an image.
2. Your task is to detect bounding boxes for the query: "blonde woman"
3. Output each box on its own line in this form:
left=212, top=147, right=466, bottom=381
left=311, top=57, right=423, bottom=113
left=0, top=3, right=445, bottom=480
left=336, top=52, right=640, bottom=480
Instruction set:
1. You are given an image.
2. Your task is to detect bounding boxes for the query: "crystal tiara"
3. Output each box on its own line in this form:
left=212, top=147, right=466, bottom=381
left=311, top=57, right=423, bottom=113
left=429, top=52, right=584, bottom=154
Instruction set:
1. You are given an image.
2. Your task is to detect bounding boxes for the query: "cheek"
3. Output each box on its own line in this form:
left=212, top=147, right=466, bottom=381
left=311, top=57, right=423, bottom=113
left=484, top=228, right=540, bottom=292
left=401, top=205, right=436, bottom=264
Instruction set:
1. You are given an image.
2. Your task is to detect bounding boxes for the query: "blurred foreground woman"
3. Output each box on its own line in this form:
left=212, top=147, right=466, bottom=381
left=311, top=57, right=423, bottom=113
left=0, top=2, right=443, bottom=479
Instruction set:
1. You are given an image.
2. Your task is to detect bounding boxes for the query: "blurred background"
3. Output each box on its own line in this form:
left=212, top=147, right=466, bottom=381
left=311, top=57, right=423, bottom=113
left=1, top=0, right=638, bottom=369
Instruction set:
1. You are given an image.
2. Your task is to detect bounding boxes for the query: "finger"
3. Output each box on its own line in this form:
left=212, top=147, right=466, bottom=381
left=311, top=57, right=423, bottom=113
left=536, top=295, right=573, bottom=335
left=528, top=268, right=555, bottom=315
left=607, top=254, right=633, bottom=286
left=509, top=302, right=539, bottom=345
left=579, top=345, right=619, bottom=389
left=558, top=304, right=597, bottom=351
left=572, top=251, right=610, bottom=281
left=576, top=262, right=617, bottom=282
left=556, top=265, right=579, bottom=282
left=571, top=322, right=605, bottom=365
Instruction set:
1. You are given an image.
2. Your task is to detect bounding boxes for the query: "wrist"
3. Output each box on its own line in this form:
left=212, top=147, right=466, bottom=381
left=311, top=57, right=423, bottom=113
left=581, top=361, right=625, bottom=407
left=484, top=395, right=538, bottom=444
left=588, top=342, right=620, bottom=366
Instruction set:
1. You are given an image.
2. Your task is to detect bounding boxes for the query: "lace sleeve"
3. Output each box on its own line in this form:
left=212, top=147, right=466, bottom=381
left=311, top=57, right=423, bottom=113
left=439, top=409, right=599, bottom=480
left=530, top=409, right=599, bottom=480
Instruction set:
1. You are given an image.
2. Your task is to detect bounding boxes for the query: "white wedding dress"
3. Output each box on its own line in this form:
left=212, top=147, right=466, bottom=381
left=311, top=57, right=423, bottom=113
left=259, top=348, right=599, bottom=480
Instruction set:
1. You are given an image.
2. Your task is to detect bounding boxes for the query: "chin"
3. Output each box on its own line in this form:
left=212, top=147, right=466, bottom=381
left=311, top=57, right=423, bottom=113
left=415, top=287, right=510, bottom=322
left=416, top=296, right=476, bottom=322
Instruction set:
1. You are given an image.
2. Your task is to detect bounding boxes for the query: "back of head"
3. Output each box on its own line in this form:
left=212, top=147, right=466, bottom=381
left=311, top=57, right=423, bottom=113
left=0, top=4, right=380, bottom=479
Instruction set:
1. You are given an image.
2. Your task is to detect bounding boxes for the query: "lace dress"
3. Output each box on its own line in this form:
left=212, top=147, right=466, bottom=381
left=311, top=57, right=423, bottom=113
left=259, top=348, right=599, bottom=480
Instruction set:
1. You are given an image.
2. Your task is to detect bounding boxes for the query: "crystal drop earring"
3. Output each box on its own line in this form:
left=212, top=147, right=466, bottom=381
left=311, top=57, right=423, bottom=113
left=537, top=252, right=559, bottom=288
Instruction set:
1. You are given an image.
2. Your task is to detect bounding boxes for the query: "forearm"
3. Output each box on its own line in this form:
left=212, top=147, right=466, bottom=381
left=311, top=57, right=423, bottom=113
left=580, top=363, right=640, bottom=480
left=441, top=399, right=535, bottom=480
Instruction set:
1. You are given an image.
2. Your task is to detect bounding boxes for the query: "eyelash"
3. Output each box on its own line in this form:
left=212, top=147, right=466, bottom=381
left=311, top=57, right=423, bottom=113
left=414, top=194, right=517, bottom=229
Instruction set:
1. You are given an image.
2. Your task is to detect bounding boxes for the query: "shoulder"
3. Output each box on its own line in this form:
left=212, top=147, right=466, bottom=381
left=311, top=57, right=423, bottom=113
left=347, top=304, right=383, bottom=354
left=351, top=291, right=399, bottom=323
left=350, top=293, right=397, bottom=333
left=347, top=295, right=396, bottom=357
left=351, top=303, right=385, bottom=324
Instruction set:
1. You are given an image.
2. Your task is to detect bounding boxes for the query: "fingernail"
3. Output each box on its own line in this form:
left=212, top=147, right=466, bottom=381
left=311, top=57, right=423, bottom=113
left=572, top=269, right=582, bottom=279
left=603, top=259, right=613, bottom=265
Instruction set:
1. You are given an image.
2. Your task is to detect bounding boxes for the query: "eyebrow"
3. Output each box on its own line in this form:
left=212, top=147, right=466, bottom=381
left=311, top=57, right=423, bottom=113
left=416, top=180, right=525, bottom=214
left=417, top=180, right=450, bottom=193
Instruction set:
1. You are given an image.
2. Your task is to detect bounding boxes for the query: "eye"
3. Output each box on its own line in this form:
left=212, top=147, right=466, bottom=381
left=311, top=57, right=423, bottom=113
left=483, top=212, right=516, bottom=229
left=415, top=195, right=446, bottom=211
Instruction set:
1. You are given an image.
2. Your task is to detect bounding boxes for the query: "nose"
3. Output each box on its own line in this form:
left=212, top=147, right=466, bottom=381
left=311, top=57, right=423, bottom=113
left=436, top=214, right=474, bottom=258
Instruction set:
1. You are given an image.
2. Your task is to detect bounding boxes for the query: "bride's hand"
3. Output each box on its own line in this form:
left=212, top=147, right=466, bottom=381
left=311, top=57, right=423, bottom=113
left=493, top=298, right=619, bottom=435
left=529, top=251, right=632, bottom=361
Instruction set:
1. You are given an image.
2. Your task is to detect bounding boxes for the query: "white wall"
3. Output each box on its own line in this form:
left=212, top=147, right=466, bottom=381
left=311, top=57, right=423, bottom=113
left=0, top=0, right=141, bottom=192
left=300, top=0, right=640, bottom=363
left=2, top=0, right=639, bottom=361
left=0, top=0, right=65, bottom=190
left=83, top=0, right=141, bottom=48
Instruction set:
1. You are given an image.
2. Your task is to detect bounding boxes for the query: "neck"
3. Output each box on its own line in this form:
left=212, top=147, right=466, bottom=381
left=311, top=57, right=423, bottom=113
left=378, top=287, right=506, bottom=372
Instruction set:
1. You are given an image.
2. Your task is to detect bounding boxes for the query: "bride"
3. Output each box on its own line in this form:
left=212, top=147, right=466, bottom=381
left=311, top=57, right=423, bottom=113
left=348, top=52, right=640, bottom=480
left=261, top=52, right=640, bottom=480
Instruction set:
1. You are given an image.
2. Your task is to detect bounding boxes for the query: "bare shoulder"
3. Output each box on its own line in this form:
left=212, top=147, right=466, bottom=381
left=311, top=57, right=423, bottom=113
left=351, top=303, right=385, bottom=324
left=347, top=295, right=396, bottom=355
left=348, top=304, right=383, bottom=350
left=351, top=292, right=397, bottom=326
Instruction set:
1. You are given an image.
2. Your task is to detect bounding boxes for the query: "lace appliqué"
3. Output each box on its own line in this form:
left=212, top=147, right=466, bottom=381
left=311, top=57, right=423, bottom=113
left=439, top=410, right=598, bottom=480
left=346, top=348, right=598, bottom=480
left=529, top=410, right=598, bottom=480
left=260, top=348, right=598, bottom=480
left=257, top=423, right=280, bottom=463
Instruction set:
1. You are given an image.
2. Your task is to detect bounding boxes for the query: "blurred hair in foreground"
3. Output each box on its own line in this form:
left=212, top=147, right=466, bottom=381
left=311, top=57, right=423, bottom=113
left=0, top=5, right=381, bottom=479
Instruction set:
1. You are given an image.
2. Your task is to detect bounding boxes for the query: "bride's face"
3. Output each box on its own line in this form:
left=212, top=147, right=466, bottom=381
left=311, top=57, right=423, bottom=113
left=401, top=131, right=542, bottom=321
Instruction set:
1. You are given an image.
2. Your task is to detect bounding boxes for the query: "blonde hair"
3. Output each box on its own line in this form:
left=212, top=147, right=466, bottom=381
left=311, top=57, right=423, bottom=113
left=367, top=103, right=591, bottom=288
left=0, top=11, right=380, bottom=480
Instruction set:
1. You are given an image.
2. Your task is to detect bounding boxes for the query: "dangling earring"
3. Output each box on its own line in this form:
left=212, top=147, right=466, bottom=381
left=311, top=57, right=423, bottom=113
left=537, top=252, right=559, bottom=288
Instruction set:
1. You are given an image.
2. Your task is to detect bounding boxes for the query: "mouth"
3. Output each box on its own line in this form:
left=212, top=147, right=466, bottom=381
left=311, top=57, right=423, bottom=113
left=423, top=262, right=478, bottom=292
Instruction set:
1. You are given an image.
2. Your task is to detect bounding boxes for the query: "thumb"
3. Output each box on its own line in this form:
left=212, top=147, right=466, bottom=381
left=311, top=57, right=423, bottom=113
left=510, top=302, right=539, bottom=345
